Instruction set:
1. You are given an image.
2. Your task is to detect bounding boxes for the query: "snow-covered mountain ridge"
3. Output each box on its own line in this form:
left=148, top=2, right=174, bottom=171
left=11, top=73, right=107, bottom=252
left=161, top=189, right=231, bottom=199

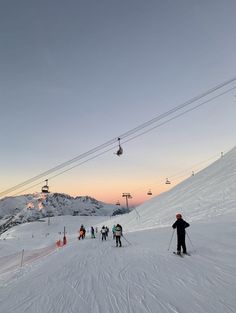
left=0, top=192, right=119, bottom=227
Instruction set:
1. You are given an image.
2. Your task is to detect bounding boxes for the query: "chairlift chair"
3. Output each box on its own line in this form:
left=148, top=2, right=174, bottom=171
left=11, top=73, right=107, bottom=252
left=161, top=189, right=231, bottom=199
left=147, top=189, right=152, bottom=196
left=165, top=178, right=171, bottom=185
left=116, top=200, right=120, bottom=206
left=115, top=138, right=123, bottom=156
left=41, top=179, right=49, bottom=193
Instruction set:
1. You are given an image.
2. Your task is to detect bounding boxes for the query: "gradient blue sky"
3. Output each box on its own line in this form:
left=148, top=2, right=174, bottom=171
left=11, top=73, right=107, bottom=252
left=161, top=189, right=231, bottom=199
left=0, top=0, right=236, bottom=205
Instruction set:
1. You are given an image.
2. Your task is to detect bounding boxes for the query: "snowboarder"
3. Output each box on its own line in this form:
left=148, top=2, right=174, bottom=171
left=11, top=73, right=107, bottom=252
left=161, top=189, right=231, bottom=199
left=101, top=226, right=107, bottom=241
left=115, top=224, right=122, bottom=247
left=172, top=213, right=190, bottom=254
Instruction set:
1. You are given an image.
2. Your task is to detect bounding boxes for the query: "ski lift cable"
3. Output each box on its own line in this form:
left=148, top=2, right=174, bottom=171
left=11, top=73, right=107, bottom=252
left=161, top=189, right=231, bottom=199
left=161, top=150, right=231, bottom=184
left=12, top=86, right=233, bottom=197
left=13, top=145, right=118, bottom=196
left=1, top=78, right=236, bottom=197
left=0, top=138, right=118, bottom=196
left=14, top=142, right=234, bottom=198
left=14, top=143, right=220, bottom=197
left=163, top=147, right=232, bottom=186
left=167, top=145, right=234, bottom=181
left=120, top=85, right=236, bottom=146
left=5, top=84, right=236, bottom=197
left=13, top=181, right=46, bottom=196
left=118, top=76, right=236, bottom=140
left=5, top=84, right=236, bottom=198
left=168, top=154, right=220, bottom=180
left=128, top=145, right=234, bottom=196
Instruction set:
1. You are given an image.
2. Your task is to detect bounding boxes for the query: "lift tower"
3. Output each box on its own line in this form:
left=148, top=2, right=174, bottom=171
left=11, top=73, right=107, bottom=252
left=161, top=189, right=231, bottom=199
left=122, top=193, right=132, bottom=210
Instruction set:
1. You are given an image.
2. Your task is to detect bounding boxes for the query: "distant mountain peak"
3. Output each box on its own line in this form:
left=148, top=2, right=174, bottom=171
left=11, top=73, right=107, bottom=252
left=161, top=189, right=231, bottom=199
left=0, top=192, right=126, bottom=234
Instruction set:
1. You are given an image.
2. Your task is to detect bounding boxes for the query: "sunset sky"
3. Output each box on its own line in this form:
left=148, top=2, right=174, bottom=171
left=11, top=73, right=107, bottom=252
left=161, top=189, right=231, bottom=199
left=0, top=0, right=236, bottom=206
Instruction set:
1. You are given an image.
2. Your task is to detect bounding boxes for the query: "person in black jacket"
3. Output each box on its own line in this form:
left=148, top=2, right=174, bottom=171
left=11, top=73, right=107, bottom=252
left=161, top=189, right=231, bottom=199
left=101, top=226, right=107, bottom=241
left=172, top=213, right=190, bottom=254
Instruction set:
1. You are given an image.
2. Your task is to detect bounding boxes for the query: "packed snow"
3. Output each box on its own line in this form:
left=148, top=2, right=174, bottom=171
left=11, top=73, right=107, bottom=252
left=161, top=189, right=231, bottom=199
left=0, top=147, right=236, bottom=313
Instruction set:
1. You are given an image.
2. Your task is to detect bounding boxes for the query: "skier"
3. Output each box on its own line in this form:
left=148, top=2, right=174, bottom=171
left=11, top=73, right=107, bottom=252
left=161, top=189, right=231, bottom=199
left=115, top=224, right=122, bottom=247
left=105, top=226, right=109, bottom=238
left=172, top=213, right=190, bottom=254
left=91, top=226, right=95, bottom=238
left=112, top=224, right=116, bottom=239
left=78, top=225, right=86, bottom=240
left=82, top=226, right=86, bottom=239
left=101, top=226, right=107, bottom=241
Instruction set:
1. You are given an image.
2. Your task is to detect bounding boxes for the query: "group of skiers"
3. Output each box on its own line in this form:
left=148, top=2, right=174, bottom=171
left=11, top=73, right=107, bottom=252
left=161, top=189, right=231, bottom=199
left=77, top=224, right=123, bottom=247
left=101, top=224, right=123, bottom=246
left=76, top=214, right=190, bottom=253
left=101, top=226, right=109, bottom=240
left=78, top=225, right=97, bottom=239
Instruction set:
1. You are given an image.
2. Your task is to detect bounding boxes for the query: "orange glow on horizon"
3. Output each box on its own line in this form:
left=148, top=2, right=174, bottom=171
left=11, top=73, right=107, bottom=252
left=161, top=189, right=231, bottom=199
left=51, top=179, right=182, bottom=207
left=6, top=174, right=186, bottom=207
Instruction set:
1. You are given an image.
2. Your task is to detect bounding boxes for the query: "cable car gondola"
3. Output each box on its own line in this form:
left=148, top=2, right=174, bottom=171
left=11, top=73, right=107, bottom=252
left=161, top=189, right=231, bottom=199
left=41, top=179, right=50, bottom=193
left=165, top=178, right=171, bottom=185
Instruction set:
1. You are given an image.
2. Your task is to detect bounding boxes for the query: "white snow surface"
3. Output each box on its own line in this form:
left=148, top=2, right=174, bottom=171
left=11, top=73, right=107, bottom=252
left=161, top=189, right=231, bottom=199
left=0, top=147, right=236, bottom=313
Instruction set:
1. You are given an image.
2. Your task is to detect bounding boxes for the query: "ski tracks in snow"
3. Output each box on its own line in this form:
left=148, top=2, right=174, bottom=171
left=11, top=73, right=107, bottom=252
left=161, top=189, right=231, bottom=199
left=0, top=227, right=236, bottom=313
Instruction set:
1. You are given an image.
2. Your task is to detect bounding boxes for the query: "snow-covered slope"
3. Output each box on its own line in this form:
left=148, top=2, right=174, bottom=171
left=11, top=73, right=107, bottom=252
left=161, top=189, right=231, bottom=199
left=0, top=147, right=236, bottom=313
left=107, top=146, right=236, bottom=231
left=0, top=213, right=236, bottom=313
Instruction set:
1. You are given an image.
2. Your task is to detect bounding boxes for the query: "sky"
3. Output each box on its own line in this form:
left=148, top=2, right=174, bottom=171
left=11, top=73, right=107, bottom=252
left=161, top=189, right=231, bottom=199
left=0, top=0, right=236, bottom=206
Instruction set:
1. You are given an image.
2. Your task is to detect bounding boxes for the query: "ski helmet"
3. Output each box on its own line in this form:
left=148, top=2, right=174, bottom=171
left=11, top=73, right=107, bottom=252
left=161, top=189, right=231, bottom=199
left=176, top=213, right=182, bottom=219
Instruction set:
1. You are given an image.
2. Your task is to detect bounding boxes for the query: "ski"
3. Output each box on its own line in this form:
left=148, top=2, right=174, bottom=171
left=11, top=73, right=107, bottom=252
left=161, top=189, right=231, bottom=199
left=173, top=252, right=184, bottom=257
left=173, top=252, right=191, bottom=257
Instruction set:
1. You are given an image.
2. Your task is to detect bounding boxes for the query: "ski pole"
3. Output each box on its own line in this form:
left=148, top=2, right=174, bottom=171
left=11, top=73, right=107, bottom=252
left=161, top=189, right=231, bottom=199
left=167, top=229, right=175, bottom=251
left=186, top=231, right=196, bottom=252
left=20, top=249, right=24, bottom=267
left=122, top=234, right=132, bottom=246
